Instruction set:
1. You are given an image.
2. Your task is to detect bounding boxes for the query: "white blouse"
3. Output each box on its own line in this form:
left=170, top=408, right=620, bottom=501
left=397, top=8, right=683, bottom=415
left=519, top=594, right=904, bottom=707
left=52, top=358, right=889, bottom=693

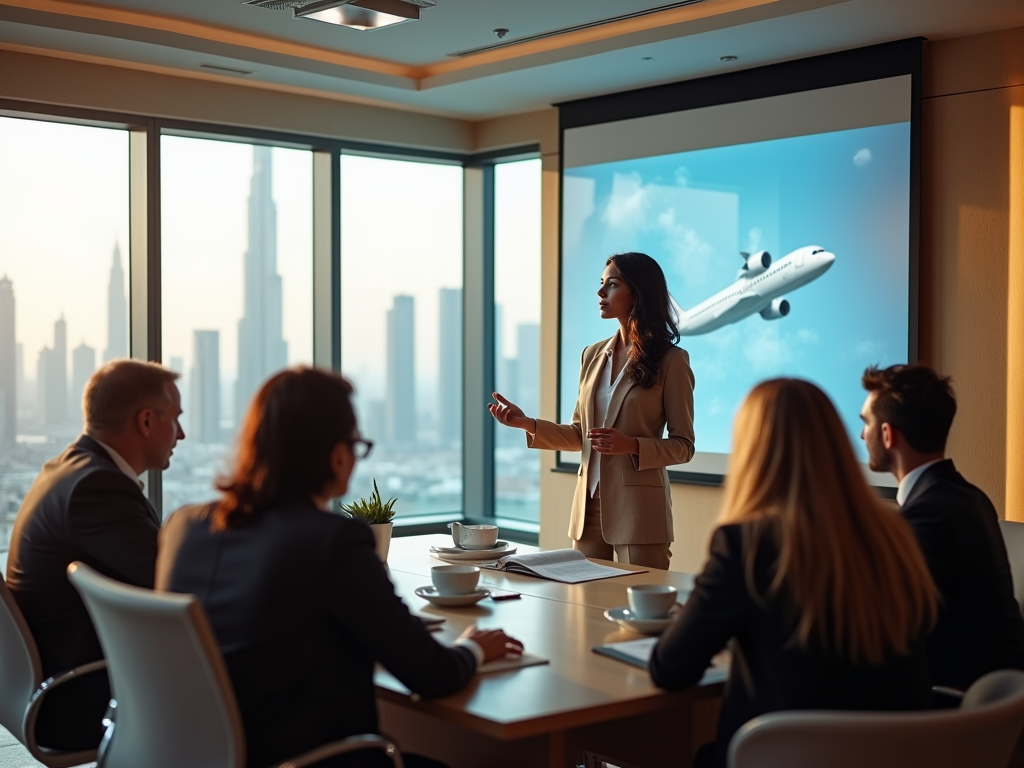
left=588, top=346, right=629, bottom=498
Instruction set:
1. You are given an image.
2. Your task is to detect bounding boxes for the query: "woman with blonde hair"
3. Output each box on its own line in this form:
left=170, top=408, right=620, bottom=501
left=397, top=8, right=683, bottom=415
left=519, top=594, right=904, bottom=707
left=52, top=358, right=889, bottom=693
left=650, top=378, right=938, bottom=768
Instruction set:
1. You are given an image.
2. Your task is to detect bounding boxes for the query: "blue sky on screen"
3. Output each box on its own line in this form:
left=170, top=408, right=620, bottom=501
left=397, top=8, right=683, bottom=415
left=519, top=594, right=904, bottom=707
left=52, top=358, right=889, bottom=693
left=561, top=122, right=911, bottom=459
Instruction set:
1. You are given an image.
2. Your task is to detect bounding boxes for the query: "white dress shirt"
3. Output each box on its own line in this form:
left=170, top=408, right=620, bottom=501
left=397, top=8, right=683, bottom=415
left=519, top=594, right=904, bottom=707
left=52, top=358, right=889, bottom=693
left=896, top=458, right=943, bottom=506
left=92, top=437, right=145, bottom=490
left=588, top=344, right=629, bottom=498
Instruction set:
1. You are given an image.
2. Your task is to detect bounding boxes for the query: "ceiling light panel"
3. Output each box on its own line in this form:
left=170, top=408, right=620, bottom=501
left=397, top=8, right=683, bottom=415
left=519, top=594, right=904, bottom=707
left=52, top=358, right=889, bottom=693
left=294, top=0, right=435, bottom=30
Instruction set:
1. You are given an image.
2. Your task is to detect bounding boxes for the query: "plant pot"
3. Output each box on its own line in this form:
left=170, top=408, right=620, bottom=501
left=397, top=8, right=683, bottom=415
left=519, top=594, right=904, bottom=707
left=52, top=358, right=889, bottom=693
left=370, top=522, right=393, bottom=562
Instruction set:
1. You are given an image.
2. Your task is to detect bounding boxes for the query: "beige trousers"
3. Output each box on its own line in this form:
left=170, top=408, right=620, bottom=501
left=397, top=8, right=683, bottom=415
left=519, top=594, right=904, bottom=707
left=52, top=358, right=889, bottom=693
left=572, top=492, right=672, bottom=570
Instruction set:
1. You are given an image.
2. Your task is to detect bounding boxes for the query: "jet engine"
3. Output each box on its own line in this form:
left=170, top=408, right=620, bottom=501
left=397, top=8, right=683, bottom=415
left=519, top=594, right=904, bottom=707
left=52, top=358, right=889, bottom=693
left=759, top=298, right=790, bottom=320
left=740, top=250, right=771, bottom=277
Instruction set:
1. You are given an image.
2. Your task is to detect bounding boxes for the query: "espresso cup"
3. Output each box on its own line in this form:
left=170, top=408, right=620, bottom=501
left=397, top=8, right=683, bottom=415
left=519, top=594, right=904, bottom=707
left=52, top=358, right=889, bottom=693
left=431, top=565, right=481, bottom=596
left=449, top=523, right=500, bottom=550
left=627, top=584, right=678, bottom=620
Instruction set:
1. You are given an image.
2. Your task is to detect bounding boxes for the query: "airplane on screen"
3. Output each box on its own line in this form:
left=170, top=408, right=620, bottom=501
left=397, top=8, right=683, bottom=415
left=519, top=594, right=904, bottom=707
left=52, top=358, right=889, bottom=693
left=677, top=245, right=836, bottom=336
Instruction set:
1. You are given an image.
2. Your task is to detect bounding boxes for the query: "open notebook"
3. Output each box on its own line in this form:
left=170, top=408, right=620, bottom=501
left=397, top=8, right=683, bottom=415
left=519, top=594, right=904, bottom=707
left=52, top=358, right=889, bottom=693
left=482, top=548, right=642, bottom=584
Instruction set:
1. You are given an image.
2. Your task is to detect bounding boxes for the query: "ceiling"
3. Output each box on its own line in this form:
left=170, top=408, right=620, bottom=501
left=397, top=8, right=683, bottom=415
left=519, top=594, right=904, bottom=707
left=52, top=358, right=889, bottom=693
left=1, top=0, right=1023, bottom=119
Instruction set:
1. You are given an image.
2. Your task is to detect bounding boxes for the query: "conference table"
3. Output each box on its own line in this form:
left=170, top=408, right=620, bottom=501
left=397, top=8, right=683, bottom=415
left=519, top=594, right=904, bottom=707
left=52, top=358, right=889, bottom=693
left=374, top=534, right=726, bottom=768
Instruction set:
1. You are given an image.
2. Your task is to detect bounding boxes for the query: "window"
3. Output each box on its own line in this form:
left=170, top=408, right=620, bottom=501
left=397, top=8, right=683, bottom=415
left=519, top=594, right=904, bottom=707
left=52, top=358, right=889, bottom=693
left=493, top=159, right=543, bottom=522
left=0, top=116, right=130, bottom=549
left=339, top=155, right=463, bottom=519
left=160, top=136, right=313, bottom=515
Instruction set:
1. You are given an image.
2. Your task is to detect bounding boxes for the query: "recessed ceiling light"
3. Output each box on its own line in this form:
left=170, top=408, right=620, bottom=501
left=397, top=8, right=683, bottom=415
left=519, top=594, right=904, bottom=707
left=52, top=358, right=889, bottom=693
left=493, top=28, right=509, bottom=39
left=642, top=56, right=654, bottom=61
left=720, top=55, right=738, bottom=62
left=294, top=0, right=435, bottom=30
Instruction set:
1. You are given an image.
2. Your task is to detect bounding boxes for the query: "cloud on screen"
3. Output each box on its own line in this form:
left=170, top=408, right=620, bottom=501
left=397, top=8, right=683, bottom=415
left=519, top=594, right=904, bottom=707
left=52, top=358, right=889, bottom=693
left=853, top=148, right=872, bottom=167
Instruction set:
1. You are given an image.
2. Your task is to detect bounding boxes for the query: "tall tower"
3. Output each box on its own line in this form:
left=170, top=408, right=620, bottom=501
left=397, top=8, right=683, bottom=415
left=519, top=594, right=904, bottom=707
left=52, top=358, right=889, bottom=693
left=191, top=330, right=221, bottom=444
left=516, top=323, right=540, bottom=424
left=71, top=342, right=96, bottom=427
left=386, top=295, right=416, bottom=444
left=45, top=316, right=68, bottom=427
left=236, top=146, right=287, bottom=426
left=104, top=244, right=128, bottom=363
left=438, top=288, right=462, bottom=445
left=0, top=276, right=15, bottom=447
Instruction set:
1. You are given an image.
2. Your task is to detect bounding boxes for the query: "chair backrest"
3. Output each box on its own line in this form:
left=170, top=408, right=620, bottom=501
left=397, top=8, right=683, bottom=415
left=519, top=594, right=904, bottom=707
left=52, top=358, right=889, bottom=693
left=0, top=573, right=43, bottom=745
left=729, top=670, right=1024, bottom=768
left=999, top=519, right=1024, bottom=616
left=67, top=562, right=246, bottom=768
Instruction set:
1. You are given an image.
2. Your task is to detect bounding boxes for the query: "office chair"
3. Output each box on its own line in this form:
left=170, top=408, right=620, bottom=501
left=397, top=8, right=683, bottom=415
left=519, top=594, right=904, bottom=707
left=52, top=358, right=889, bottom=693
left=999, top=520, right=1024, bottom=617
left=66, top=562, right=403, bottom=768
left=0, top=572, right=103, bottom=767
left=728, top=669, right=1024, bottom=768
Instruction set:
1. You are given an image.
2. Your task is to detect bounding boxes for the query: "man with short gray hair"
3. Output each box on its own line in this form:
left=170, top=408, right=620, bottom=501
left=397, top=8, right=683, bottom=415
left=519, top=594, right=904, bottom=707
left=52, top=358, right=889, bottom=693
left=6, top=359, right=185, bottom=750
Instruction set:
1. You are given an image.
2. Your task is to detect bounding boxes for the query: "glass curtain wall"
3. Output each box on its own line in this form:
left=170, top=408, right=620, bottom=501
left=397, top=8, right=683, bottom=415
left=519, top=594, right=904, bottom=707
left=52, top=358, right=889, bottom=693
left=0, top=116, right=130, bottom=550
left=160, top=136, right=313, bottom=515
left=339, top=154, right=463, bottom=519
left=493, top=159, right=543, bottom=522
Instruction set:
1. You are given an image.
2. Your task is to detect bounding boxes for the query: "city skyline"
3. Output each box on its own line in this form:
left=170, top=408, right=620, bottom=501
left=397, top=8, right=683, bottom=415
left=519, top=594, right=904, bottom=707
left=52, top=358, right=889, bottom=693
left=104, top=244, right=128, bottom=363
left=0, top=276, right=14, bottom=447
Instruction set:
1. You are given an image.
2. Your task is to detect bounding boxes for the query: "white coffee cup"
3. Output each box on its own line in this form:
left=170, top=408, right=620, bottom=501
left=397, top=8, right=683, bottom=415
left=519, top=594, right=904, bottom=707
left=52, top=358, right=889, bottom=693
left=448, top=522, right=499, bottom=550
left=627, top=584, right=678, bottom=620
left=431, top=565, right=481, bottom=596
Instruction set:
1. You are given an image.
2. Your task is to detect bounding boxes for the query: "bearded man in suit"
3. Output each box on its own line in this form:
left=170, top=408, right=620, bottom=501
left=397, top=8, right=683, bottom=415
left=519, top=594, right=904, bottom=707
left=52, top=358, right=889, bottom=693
left=6, top=359, right=185, bottom=749
left=860, top=363, right=1024, bottom=690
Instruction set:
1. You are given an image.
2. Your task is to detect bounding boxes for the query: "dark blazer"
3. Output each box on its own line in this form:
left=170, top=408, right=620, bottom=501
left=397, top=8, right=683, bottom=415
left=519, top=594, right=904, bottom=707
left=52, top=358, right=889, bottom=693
left=6, top=434, right=159, bottom=674
left=5, top=434, right=159, bottom=748
left=900, top=459, right=1024, bottom=690
left=157, top=502, right=477, bottom=768
left=650, top=523, right=932, bottom=768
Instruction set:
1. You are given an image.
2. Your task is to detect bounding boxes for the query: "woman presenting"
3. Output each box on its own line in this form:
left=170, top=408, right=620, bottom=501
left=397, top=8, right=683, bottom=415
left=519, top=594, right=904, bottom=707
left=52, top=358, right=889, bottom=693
left=489, top=252, right=695, bottom=569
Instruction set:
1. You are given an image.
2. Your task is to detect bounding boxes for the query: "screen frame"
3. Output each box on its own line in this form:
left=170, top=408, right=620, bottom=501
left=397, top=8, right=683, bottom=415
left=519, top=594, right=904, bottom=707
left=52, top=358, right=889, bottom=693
left=553, top=38, right=923, bottom=492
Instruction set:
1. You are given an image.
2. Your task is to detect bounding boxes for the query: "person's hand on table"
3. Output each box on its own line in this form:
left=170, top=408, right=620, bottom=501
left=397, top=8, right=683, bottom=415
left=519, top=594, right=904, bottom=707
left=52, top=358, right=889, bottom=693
left=461, top=626, right=524, bottom=663
left=588, top=427, right=640, bottom=455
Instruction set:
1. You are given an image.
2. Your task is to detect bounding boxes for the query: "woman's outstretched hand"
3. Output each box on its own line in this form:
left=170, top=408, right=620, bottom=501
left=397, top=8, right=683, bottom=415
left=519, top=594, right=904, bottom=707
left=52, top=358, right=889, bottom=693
left=588, top=427, right=641, bottom=456
left=488, top=392, right=535, bottom=432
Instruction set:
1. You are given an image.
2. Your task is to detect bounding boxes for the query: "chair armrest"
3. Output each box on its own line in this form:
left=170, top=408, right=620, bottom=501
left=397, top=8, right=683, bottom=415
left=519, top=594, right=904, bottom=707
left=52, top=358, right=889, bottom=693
left=274, top=733, right=404, bottom=768
left=21, top=660, right=108, bottom=768
left=931, top=684, right=966, bottom=709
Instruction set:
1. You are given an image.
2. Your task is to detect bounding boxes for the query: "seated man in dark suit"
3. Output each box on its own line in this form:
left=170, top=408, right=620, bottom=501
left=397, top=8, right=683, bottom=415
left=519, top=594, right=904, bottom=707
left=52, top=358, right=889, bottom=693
left=5, top=359, right=185, bottom=750
left=860, top=364, right=1024, bottom=690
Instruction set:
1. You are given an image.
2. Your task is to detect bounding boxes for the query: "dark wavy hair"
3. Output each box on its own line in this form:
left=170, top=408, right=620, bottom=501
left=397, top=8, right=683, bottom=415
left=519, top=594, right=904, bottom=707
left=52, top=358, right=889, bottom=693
left=606, top=252, right=680, bottom=389
left=211, top=367, right=357, bottom=531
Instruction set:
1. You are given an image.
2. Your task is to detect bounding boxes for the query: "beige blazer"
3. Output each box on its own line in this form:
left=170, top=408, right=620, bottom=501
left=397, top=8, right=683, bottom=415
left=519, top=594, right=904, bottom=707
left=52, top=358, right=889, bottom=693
left=528, top=337, right=696, bottom=545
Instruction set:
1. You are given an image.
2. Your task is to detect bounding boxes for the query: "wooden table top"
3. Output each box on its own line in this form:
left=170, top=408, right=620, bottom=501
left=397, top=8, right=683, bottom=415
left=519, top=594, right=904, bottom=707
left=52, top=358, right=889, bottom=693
left=375, top=534, right=722, bottom=740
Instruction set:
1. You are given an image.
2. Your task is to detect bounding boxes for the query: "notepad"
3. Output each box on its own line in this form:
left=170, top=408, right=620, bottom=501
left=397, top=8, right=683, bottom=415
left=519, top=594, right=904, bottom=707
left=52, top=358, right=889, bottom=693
left=593, top=639, right=730, bottom=685
left=478, top=651, right=549, bottom=674
left=482, top=548, right=642, bottom=584
left=592, top=637, right=658, bottom=669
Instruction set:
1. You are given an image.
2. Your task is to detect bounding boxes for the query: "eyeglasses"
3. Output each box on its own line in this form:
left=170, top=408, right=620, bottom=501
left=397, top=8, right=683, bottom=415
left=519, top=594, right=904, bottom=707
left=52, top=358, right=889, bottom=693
left=352, top=438, right=374, bottom=460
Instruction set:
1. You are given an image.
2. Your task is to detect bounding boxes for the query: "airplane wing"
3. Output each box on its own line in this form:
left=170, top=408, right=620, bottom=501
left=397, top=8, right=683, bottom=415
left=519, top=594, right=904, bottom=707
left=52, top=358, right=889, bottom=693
left=710, top=290, right=762, bottom=321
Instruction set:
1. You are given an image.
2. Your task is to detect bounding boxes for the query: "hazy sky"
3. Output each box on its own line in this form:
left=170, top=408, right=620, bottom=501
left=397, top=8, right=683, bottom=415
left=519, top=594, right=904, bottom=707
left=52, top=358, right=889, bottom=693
left=0, top=116, right=540, bottom=418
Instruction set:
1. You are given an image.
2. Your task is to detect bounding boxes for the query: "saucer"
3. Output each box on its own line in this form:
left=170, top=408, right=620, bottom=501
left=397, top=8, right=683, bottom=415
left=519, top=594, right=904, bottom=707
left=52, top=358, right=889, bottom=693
left=604, top=605, right=674, bottom=635
left=415, top=586, right=492, bottom=607
left=431, top=540, right=510, bottom=555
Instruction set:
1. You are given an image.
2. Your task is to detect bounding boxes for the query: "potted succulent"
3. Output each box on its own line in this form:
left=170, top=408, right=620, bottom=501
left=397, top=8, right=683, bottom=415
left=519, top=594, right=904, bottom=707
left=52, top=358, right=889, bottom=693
left=340, top=479, right=398, bottom=562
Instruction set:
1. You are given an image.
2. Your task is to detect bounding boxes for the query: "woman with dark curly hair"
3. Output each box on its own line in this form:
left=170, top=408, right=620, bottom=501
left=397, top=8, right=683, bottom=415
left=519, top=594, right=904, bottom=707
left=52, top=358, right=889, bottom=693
left=489, top=252, right=695, bottom=569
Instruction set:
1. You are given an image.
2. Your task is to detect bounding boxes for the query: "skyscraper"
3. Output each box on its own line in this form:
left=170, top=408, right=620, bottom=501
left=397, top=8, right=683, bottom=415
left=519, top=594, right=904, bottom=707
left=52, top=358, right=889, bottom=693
left=40, top=316, right=67, bottom=428
left=516, top=323, right=540, bottom=422
left=438, top=287, right=462, bottom=444
left=386, top=295, right=416, bottom=444
left=104, top=243, right=128, bottom=363
left=70, top=341, right=96, bottom=425
left=236, top=146, right=287, bottom=426
left=0, top=276, right=15, bottom=446
left=192, top=330, right=221, bottom=444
